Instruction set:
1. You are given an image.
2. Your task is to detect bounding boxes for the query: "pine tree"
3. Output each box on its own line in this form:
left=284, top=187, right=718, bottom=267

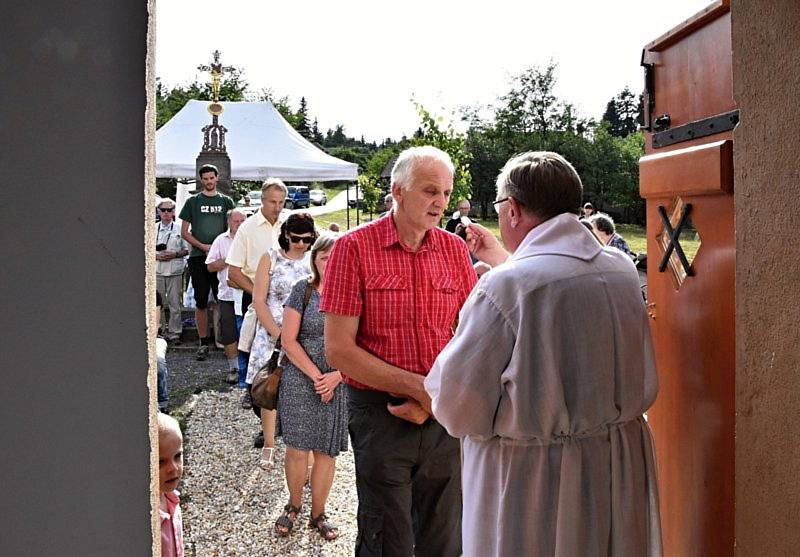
left=295, top=97, right=313, bottom=140
left=312, top=118, right=324, bottom=144
left=602, top=87, right=641, bottom=137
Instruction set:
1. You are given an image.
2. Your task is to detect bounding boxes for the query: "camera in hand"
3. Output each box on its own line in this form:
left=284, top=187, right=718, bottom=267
left=456, top=216, right=470, bottom=240
left=156, top=243, right=168, bottom=252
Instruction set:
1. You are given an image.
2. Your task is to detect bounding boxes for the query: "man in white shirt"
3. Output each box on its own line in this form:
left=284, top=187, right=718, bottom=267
left=226, top=178, right=287, bottom=408
left=206, top=209, right=247, bottom=385
left=155, top=198, right=189, bottom=342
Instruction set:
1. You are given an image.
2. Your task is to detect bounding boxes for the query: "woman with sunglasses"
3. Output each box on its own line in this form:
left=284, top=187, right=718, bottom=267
left=246, top=213, right=316, bottom=470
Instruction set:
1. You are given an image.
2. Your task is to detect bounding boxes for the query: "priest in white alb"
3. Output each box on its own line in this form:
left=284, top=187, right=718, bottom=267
left=425, top=152, right=662, bottom=557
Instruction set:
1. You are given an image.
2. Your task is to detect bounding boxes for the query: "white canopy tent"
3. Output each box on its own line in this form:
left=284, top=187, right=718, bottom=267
left=156, top=100, right=358, bottom=182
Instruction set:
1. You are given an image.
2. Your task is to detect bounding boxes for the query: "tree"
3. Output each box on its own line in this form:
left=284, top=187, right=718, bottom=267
left=601, top=86, right=642, bottom=138
left=312, top=118, right=324, bottom=144
left=324, top=125, right=349, bottom=148
left=358, top=174, right=381, bottom=213
left=580, top=123, right=645, bottom=222
left=411, top=101, right=472, bottom=209
left=257, top=88, right=299, bottom=127
left=326, top=145, right=373, bottom=171
left=365, top=144, right=404, bottom=179
left=295, top=97, right=313, bottom=141
left=495, top=63, right=571, bottom=138
left=460, top=62, right=648, bottom=223
left=156, top=67, right=249, bottom=129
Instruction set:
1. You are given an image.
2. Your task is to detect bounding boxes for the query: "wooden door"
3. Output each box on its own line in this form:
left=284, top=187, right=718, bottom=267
left=639, top=2, right=735, bottom=555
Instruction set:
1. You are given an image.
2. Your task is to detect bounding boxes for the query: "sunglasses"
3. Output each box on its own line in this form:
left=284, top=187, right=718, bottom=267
left=159, top=207, right=174, bottom=212
left=288, top=234, right=314, bottom=244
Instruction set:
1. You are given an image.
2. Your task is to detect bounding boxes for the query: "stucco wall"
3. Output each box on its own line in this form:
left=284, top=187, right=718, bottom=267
left=732, top=0, right=800, bottom=553
left=2, top=2, right=152, bottom=554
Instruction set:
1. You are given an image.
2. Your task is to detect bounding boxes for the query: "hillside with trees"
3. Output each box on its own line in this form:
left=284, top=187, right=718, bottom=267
left=156, top=62, right=646, bottom=222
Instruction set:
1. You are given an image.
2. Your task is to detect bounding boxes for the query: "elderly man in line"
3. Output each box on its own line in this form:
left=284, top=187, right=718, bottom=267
left=379, top=193, right=394, bottom=217
left=445, top=198, right=472, bottom=233
left=425, top=151, right=662, bottom=556
left=206, top=208, right=247, bottom=385
left=590, top=212, right=637, bottom=259
left=155, top=198, right=189, bottom=342
left=322, top=146, right=477, bottom=556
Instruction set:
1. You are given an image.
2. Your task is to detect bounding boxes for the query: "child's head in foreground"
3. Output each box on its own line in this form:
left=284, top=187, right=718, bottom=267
left=158, top=413, right=183, bottom=494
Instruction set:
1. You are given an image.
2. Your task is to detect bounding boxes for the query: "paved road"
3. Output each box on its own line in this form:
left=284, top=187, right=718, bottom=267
left=285, top=189, right=348, bottom=217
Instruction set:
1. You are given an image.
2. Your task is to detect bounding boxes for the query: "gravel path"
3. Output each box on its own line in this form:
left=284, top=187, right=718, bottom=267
left=164, top=346, right=232, bottom=410
left=165, top=350, right=358, bottom=556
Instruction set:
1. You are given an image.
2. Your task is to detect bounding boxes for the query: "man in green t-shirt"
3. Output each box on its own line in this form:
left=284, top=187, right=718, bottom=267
left=180, top=164, right=235, bottom=360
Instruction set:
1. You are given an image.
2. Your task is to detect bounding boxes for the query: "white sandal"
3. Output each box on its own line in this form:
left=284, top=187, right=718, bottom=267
left=259, top=447, right=275, bottom=470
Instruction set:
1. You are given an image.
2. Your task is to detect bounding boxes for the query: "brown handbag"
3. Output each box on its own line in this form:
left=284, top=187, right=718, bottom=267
left=250, top=282, right=313, bottom=410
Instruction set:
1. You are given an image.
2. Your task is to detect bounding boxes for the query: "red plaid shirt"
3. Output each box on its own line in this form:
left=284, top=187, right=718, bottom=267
left=320, top=214, right=477, bottom=390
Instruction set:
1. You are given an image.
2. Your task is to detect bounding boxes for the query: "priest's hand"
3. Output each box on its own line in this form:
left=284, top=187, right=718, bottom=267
left=465, top=223, right=509, bottom=267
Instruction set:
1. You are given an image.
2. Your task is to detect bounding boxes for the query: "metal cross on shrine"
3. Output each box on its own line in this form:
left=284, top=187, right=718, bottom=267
left=658, top=203, right=695, bottom=277
left=198, top=50, right=234, bottom=103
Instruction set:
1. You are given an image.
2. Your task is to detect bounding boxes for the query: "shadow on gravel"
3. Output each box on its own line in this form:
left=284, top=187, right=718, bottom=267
left=165, top=347, right=237, bottom=410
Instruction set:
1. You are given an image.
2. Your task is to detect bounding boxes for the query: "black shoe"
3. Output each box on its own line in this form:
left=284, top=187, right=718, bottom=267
left=196, top=344, right=209, bottom=361
left=241, top=390, right=253, bottom=410
left=253, top=430, right=264, bottom=448
left=226, top=369, right=239, bottom=384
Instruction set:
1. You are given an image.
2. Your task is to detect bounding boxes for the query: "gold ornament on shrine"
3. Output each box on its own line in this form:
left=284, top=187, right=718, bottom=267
left=198, top=50, right=233, bottom=116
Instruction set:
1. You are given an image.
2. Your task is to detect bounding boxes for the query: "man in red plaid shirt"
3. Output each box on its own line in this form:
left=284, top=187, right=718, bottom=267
left=322, top=146, right=477, bottom=557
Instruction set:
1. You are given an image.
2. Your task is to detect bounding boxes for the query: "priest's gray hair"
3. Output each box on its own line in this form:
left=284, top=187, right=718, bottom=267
left=496, top=151, right=583, bottom=220
left=391, top=146, right=455, bottom=191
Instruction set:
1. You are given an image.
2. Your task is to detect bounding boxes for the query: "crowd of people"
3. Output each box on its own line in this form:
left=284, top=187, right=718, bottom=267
left=155, top=148, right=660, bottom=557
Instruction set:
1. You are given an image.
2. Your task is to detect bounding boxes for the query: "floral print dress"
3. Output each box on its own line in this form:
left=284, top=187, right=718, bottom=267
left=245, top=249, right=310, bottom=384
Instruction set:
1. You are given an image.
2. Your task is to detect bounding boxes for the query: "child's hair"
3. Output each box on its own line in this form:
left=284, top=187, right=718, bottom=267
left=158, top=412, right=182, bottom=439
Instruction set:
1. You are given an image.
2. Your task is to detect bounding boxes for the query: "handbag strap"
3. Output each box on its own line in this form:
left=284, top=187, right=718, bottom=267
left=277, top=281, right=313, bottom=364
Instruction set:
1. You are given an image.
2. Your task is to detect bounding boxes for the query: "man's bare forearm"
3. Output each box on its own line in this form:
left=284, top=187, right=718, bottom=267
left=206, top=260, right=226, bottom=272
left=326, top=337, right=428, bottom=404
left=228, top=266, right=254, bottom=295
left=180, top=224, right=210, bottom=253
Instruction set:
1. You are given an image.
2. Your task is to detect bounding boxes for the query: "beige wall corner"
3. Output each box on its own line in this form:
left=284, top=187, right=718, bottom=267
left=732, top=0, right=800, bottom=553
left=145, top=0, right=160, bottom=555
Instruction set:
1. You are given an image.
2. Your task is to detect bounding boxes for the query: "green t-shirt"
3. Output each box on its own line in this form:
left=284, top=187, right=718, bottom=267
left=179, top=192, right=235, bottom=257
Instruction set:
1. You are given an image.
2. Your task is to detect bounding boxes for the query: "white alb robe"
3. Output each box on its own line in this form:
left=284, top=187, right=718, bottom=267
left=425, top=213, right=662, bottom=556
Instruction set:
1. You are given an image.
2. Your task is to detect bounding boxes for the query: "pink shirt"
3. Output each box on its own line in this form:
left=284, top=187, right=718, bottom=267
left=160, top=490, right=184, bottom=557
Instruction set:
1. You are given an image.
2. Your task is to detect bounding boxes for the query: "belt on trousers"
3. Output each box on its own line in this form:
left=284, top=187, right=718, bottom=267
left=346, top=385, right=408, bottom=406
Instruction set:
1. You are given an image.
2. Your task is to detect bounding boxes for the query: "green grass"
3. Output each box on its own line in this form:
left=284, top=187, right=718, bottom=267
left=616, top=224, right=647, bottom=255
left=318, top=183, right=348, bottom=199
left=313, top=208, right=376, bottom=230
left=616, top=223, right=700, bottom=260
